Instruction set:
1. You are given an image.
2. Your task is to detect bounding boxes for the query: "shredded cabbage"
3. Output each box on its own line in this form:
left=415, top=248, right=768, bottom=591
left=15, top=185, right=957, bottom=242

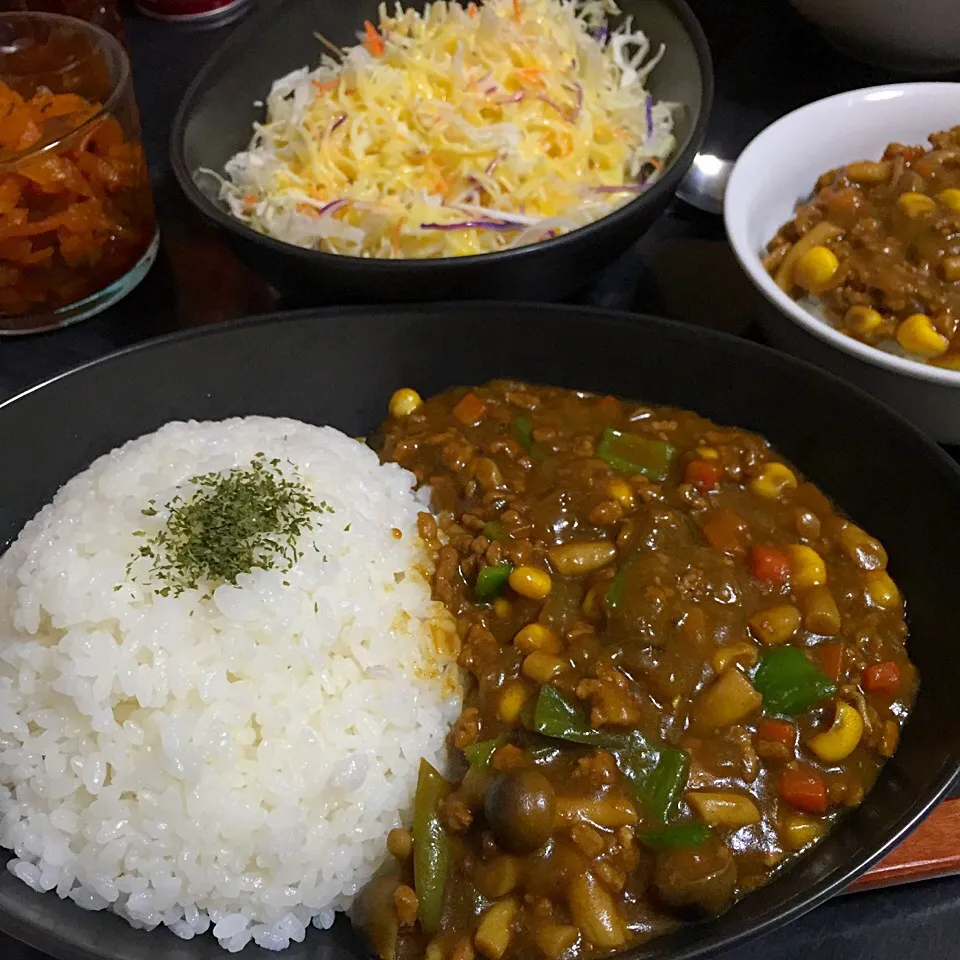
left=207, top=0, right=677, bottom=259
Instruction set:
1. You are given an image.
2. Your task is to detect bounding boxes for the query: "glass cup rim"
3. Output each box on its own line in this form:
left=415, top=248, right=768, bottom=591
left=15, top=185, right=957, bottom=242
left=0, top=10, right=131, bottom=172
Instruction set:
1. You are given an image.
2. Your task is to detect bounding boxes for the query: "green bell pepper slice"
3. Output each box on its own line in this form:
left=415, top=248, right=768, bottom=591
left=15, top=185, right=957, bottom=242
left=482, top=521, right=506, bottom=542
left=512, top=416, right=535, bottom=449
left=531, top=684, right=641, bottom=752
left=753, top=646, right=837, bottom=715
left=605, top=547, right=642, bottom=611
left=639, top=823, right=713, bottom=850
left=597, top=428, right=677, bottom=481
left=530, top=686, right=688, bottom=822
left=474, top=562, right=512, bottom=602
left=413, top=759, right=451, bottom=936
left=511, top=416, right=547, bottom=460
left=639, top=748, right=690, bottom=825
left=464, top=737, right=501, bottom=769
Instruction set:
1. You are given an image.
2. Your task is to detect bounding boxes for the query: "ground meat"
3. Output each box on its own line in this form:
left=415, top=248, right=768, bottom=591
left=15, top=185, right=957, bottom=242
left=593, top=860, right=627, bottom=892
left=459, top=624, right=499, bottom=677
left=570, top=822, right=606, bottom=858
left=491, top=744, right=526, bottom=771
left=434, top=545, right=462, bottom=608
left=394, top=884, right=419, bottom=927
left=418, top=511, right=440, bottom=549
left=441, top=796, right=475, bottom=832
left=450, top=938, right=476, bottom=960
left=588, top=500, right=623, bottom=526
left=756, top=740, right=792, bottom=763
left=576, top=665, right=642, bottom=727
left=451, top=707, right=480, bottom=750
left=576, top=750, right=619, bottom=790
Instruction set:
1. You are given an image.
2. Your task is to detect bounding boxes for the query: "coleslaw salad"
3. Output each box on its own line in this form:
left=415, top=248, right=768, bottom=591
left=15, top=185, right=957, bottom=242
left=206, top=0, right=677, bottom=259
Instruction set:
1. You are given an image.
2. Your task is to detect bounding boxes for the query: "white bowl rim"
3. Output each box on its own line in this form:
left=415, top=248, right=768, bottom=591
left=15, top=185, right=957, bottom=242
left=724, top=81, right=960, bottom=388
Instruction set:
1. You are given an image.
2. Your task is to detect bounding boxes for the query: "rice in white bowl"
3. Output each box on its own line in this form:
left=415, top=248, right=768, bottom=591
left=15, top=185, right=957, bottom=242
left=0, top=416, right=460, bottom=952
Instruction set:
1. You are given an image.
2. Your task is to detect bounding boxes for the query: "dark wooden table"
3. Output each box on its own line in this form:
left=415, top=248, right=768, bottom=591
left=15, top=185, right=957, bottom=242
left=4, top=1, right=960, bottom=958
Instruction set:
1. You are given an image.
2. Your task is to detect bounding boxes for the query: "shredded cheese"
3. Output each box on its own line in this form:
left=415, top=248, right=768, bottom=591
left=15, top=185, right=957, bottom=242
left=209, top=0, right=677, bottom=259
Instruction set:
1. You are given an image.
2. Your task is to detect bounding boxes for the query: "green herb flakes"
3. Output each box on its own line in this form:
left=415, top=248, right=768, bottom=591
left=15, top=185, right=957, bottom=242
left=131, top=455, right=326, bottom=597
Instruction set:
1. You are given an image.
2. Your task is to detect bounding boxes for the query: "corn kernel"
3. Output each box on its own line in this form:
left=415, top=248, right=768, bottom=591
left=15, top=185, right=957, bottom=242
left=607, top=479, right=634, bottom=509
left=942, top=255, right=960, bottom=282
left=497, top=680, right=530, bottom=723
left=509, top=566, right=552, bottom=600
left=933, top=353, right=960, bottom=370
left=844, top=305, right=883, bottom=337
left=582, top=583, right=608, bottom=619
left=749, top=462, right=798, bottom=500
left=896, top=313, right=949, bottom=358
left=513, top=623, right=561, bottom=653
left=748, top=604, right=801, bottom=645
left=697, top=446, right=720, bottom=460
left=522, top=652, right=567, bottom=684
left=897, top=191, right=936, bottom=219
left=808, top=700, right=864, bottom=762
left=864, top=569, right=900, bottom=609
left=389, top=388, right=422, bottom=418
left=781, top=813, right=826, bottom=852
left=493, top=598, right=513, bottom=619
left=712, top=641, right=760, bottom=673
left=940, top=188, right=960, bottom=212
left=838, top=522, right=887, bottom=570
left=786, top=544, right=827, bottom=589
left=793, top=245, right=839, bottom=289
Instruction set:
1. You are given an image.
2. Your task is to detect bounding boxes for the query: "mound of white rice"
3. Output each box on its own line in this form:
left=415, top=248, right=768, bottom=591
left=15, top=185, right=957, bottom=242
left=0, top=417, right=459, bottom=952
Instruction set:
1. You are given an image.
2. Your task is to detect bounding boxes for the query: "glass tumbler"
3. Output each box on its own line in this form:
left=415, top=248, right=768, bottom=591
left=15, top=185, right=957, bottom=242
left=1, top=1, right=126, bottom=44
left=0, top=11, right=157, bottom=334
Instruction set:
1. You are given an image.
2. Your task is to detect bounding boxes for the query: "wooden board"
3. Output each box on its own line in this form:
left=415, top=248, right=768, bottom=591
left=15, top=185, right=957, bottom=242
left=849, top=797, right=960, bottom=892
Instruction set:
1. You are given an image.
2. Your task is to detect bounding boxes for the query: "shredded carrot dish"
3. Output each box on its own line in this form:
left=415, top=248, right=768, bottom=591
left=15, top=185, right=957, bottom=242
left=0, top=81, right=155, bottom=317
left=211, top=0, right=677, bottom=259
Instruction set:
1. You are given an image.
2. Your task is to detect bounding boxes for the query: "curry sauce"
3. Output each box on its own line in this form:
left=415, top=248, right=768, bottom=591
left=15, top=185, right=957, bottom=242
left=361, top=381, right=917, bottom=960
left=764, top=126, right=960, bottom=367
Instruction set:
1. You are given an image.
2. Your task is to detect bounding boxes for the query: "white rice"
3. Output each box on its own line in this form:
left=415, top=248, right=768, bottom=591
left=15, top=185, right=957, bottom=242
left=0, top=417, right=460, bottom=952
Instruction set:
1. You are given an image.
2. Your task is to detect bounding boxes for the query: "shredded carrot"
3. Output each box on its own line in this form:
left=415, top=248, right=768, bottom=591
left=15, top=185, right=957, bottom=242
left=0, top=80, right=153, bottom=316
left=513, top=0, right=522, bottom=21
left=243, top=193, right=258, bottom=205
left=363, top=19, right=385, bottom=57
left=467, top=1, right=478, bottom=14
left=312, top=77, right=340, bottom=93
left=424, top=157, right=449, bottom=197
left=516, top=66, right=544, bottom=88
left=649, top=157, right=664, bottom=169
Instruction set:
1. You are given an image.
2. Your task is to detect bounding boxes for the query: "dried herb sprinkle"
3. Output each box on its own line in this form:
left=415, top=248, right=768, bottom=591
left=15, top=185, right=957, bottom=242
left=131, top=455, right=327, bottom=597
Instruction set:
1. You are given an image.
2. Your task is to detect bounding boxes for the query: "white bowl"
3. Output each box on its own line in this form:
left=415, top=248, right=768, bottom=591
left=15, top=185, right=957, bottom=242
left=724, top=82, right=960, bottom=443
left=789, top=0, right=960, bottom=74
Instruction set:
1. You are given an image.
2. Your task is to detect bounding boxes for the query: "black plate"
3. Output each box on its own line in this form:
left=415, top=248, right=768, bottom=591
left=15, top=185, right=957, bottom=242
left=169, top=0, right=712, bottom=303
left=1, top=304, right=959, bottom=960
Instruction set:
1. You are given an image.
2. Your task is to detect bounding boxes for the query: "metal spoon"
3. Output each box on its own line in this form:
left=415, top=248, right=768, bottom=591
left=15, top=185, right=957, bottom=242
left=676, top=153, right=734, bottom=216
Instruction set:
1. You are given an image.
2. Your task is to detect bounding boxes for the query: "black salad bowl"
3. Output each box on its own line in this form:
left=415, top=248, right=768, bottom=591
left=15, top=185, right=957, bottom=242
left=169, top=0, right=712, bottom=303
left=0, top=303, right=959, bottom=960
